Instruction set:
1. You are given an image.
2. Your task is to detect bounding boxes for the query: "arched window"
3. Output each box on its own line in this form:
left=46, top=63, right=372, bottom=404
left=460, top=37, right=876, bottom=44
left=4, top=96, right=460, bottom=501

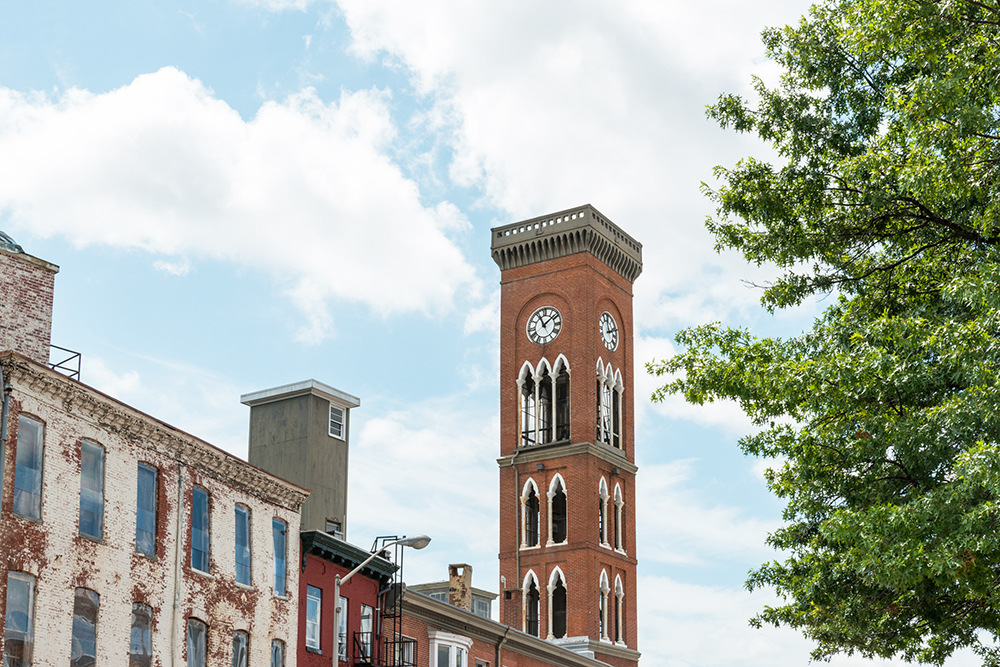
left=537, top=362, right=553, bottom=444
left=614, top=484, right=625, bottom=552
left=614, top=575, right=625, bottom=646
left=548, top=569, right=567, bottom=640
left=233, top=630, right=249, bottom=667
left=598, top=571, right=610, bottom=642
left=612, top=369, right=623, bottom=449
left=523, top=571, right=540, bottom=636
left=547, top=476, right=567, bottom=545
left=554, top=356, right=571, bottom=441
left=598, top=478, right=610, bottom=547
left=521, top=479, right=540, bottom=548
left=519, top=364, right=536, bottom=447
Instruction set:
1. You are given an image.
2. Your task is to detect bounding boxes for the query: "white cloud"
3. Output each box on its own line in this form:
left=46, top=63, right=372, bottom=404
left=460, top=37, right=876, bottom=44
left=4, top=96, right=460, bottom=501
left=0, top=68, right=480, bottom=342
left=153, top=259, right=192, bottom=276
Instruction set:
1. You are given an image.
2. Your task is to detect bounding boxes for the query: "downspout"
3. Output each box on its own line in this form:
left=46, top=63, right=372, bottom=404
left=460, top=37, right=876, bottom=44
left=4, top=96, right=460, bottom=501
left=495, top=626, right=510, bottom=667
left=170, top=463, right=186, bottom=667
left=0, top=362, right=10, bottom=487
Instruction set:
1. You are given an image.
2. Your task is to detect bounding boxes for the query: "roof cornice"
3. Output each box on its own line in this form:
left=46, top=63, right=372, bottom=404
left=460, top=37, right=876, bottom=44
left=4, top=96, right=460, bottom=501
left=1, top=352, right=310, bottom=511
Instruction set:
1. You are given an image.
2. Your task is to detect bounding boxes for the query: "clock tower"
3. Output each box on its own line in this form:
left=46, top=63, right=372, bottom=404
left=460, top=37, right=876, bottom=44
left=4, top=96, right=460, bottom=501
left=492, top=205, right=641, bottom=667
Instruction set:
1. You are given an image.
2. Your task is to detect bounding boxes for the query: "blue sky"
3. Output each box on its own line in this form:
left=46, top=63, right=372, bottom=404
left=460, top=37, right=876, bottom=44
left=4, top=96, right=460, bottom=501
left=1, top=1, right=974, bottom=665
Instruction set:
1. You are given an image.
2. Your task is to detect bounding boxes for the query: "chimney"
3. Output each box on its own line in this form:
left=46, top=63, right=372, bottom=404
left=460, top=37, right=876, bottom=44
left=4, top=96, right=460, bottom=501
left=0, top=233, right=58, bottom=366
left=448, top=564, right=473, bottom=612
left=241, top=380, right=360, bottom=536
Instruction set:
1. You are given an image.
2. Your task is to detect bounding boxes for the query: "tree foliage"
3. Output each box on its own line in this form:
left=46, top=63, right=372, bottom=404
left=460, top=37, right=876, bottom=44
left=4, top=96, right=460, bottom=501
left=648, top=1, right=1000, bottom=662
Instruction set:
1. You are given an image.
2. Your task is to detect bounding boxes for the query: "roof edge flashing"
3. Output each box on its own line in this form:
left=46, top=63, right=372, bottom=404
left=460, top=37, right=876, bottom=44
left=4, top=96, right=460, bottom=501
left=241, top=379, right=361, bottom=409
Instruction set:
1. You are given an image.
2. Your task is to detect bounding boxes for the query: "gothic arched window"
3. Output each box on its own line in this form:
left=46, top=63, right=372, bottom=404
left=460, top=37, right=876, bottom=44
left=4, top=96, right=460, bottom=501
left=548, top=569, right=567, bottom=640
left=519, top=364, right=536, bottom=447
left=612, top=369, right=623, bottom=449
left=548, top=476, right=567, bottom=545
left=598, top=571, right=610, bottom=642
left=521, top=479, right=540, bottom=548
left=523, top=571, right=540, bottom=636
left=554, top=356, right=571, bottom=441
left=614, top=575, right=625, bottom=646
left=598, top=478, right=610, bottom=547
left=537, top=363, right=553, bottom=444
left=614, top=483, right=625, bottom=552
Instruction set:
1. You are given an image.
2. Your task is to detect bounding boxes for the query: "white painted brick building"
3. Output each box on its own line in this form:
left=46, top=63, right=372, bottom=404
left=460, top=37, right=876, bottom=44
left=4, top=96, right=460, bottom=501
left=0, top=239, right=309, bottom=666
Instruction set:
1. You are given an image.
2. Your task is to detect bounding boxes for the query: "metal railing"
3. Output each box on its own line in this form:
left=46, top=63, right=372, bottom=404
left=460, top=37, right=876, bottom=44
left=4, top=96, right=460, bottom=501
left=352, top=632, right=416, bottom=667
left=49, top=344, right=81, bottom=381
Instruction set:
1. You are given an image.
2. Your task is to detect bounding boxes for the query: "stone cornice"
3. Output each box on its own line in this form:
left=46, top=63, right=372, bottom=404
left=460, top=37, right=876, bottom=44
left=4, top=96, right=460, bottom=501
left=1, top=352, right=310, bottom=511
left=403, top=590, right=633, bottom=667
left=497, top=441, right=638, bottom=475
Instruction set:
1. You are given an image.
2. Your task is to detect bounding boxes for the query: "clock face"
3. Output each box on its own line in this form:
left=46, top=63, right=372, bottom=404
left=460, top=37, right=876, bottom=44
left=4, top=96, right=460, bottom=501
left=600, top=312, right=619, bottom=351
left=527, top=306, right=562, bottom=345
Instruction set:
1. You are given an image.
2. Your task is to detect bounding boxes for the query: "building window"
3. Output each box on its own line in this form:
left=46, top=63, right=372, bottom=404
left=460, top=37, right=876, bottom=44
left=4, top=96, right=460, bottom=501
left=548, top=476, right=567, bottom=545
left=548, top=570, right=567, bottom=640
left=395, top=636, right=416, bottom=667
left=329, top=404, right=345, bottom=439
left=337, top=596, right=348, bottom=661
left=306, top=586, right=321, bottom=651
left=614, top=484, right=625, bottom=552
left=136, top=464, right=157, bottom=557
left=79, top=441, right=105, bottom=540
left=71, top=588, right=99, bottom=667
left=537, top=364, right=553, bottom=444
left=519, top=365, right=536, bottom=447
left=428, top=631, right=471, bottom=667
left=325, top=519, right=343, bottom=539
left=523, top=571, right=540, bottom=636
left=472, top=597, right=491, bottom=619
left=270, top=640, right=285, bottom=667
left=600, top=380, right=612, bottom=446
left=521, top=479, right=539, bottom=548
left=595, top=363, right=623, bottom=449
left=4, top=571, right=35, bottom=666
left=429, top=591, right=447, bottom=602
left=272, top=518, right=287, bottom=596
left=615, top=575, right=625, bottom=645
left=554, top=358, right=570, bottom=441
left=130, top=603, right=153, bottom=667
left=235, top=504, right=251, bottom=585
left=187, top=619, right=207, bottom=667
left=13, top=415, right=44, bottom=520
left=598, top=478, right=610, bottom=547
left=360, top=604, right=374, bottom=660
left=191, top=487, right=211, bottom=573
left=232, top=630, right=248, bottom=667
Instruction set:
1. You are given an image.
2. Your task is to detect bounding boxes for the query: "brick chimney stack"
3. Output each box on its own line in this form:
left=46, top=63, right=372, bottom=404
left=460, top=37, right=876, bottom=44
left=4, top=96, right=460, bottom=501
left=448, top=564, right=473, bottom=612
left=0, top=234, right=58, bottom=367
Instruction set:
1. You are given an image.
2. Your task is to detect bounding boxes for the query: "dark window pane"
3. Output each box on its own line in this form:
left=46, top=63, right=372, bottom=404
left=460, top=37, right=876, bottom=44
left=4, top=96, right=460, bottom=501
left=187, top=619, right=206, bottom=667
left=136, top=464, right=157, bottom=557
left=272, top=518, right=286, bottom=596
left=191, top=488, right=210, bottom=572
left=130, top=603, right=153, bottom=667
left=71, top=588, right=99, bottom=667
left=4, top=572, right=35, bottom=667
left=270, top=640, right=285, bottom=667
left=79, top=441, right=104, bottom=539
left=13, top=416, right=44, bottom=519
left=235, top=505, right=251, bottom=585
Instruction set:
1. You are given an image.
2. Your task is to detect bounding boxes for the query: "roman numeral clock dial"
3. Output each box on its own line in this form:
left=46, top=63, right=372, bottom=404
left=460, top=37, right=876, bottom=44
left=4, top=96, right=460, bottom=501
left=526, top=306, right=562, bottom=344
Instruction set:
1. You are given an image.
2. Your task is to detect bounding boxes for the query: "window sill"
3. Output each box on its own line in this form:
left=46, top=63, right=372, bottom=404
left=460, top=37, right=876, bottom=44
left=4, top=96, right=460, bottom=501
left=273, top=593, right=289, bottom=601
left=306, top=646, right=322, bottom=654
left=519, top=544, right=541, bottom=551
left=13, top=512, right=42, bottom=525
left=79, top=532, right=105, bottom=545
left=599, top=542, right=612, bottom=550
left=614, top=548, right=627, bottom=556
left=235, top=581, right=254, bottom=590
left=136, top=550, right=159, bottom=562
left=189, top=567, right=214, bottom=580
left=546, top=540, right=568, bottom=547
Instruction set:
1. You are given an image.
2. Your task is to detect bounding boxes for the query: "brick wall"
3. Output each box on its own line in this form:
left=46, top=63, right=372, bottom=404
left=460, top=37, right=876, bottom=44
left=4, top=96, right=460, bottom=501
left=0, top=355, right=306, bottom=666
left=0, top=248, right=57, bottom=366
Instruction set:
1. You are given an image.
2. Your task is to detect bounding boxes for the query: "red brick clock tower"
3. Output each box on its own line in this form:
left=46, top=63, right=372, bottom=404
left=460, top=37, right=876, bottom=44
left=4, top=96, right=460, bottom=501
left=492, top=205, right=642, bottom=667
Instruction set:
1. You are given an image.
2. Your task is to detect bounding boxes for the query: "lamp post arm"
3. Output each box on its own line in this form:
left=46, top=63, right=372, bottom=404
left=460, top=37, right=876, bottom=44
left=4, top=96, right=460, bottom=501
left=333, top=538, right=406, bottom=661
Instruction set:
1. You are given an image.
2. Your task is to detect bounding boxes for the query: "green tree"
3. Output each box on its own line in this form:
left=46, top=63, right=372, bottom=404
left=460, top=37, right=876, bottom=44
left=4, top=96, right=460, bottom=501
left=648, top=1, right=1000, bottom=663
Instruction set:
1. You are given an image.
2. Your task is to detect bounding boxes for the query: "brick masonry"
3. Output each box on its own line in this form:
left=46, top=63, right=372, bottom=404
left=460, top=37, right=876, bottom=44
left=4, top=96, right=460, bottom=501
left=0, top=247, right=58, bottom=367
left=497, top=250, right=640, bottom=662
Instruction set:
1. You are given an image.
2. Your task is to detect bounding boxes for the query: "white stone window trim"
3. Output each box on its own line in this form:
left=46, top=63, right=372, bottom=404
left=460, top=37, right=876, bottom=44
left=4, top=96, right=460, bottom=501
left=599, top=570, right=611, bottom=643
left=546, top=474, right=568, bottom=546
left=428, top=629, right=472, bottom=667
left=598, top=477, right=611, bottom=548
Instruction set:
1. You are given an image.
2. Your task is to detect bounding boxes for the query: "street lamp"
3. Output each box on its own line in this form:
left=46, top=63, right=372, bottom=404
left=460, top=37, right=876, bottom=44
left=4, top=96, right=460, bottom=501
left=333, top=535, right=431, bottom=661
